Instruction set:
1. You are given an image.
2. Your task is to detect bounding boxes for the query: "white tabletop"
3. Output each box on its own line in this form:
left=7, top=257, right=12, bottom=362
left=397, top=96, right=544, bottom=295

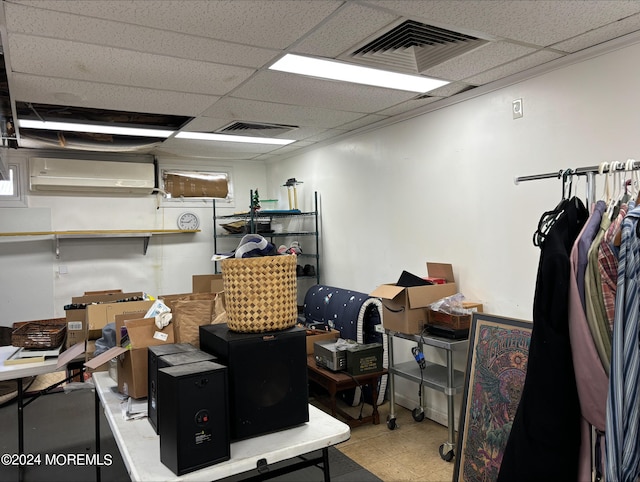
left=0, top=345, right=61, bottom=381
left=93, top=371, right=351, bottom=481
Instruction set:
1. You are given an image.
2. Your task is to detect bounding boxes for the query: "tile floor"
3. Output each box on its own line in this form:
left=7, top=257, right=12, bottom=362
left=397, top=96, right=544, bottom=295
left=316, top=398, right=456, bottom=482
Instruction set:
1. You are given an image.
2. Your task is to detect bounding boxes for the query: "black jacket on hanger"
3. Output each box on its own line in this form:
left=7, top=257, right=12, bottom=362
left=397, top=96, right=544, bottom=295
left=498, top=197, right=588, bottom=481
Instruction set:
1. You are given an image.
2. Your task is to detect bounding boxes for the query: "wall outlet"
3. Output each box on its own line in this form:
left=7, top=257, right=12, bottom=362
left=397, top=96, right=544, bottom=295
left=512, top=98, right=523, bottom=119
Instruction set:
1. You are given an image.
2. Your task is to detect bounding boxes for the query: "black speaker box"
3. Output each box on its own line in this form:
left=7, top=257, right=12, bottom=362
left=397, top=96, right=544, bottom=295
left=158, top=360, right=230, bottom=476
left=147, top=343, right=198, bottom=434
left=199, top=323, right=309, bottom=441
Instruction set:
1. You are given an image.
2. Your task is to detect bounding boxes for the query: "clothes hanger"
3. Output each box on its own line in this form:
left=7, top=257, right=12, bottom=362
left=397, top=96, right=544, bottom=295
left=604, top=161, right=620, bottom=220
left=632, top=158, right=640, bottom=205
left=613, top=159, right=636, bottom=246
left=532, top=168, right=574, bottom=247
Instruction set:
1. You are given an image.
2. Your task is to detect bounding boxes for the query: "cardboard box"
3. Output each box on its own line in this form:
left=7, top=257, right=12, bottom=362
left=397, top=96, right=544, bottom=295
left=304, top=328, right=340, bottom=355
left=427, top=310, right=471, bottom=330
left=192, top=274, right=224, bottom=293
left=83, top=289, right=122, bottom=296
left=84, top=340, right=109, bottom=372
left=370, top=263, right=457, bottom=335
left=119, top=318, right=175, bottom=399
left=86, top=317, right=175, bottom=399
left=426, top=301, right=483, bottom=330
left=462, top=302, right=483, bottom=313
left=64, top=291, right=145, bottom=347
left=86, top=299, right=154, bottom=340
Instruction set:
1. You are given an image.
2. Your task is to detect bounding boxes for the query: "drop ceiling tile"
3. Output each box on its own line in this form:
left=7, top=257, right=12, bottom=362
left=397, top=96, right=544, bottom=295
left=10, top=74, right=219, bottom=117
left=334, top=114, right=389, bottom=131
left=551, top=14, right=640, bottom=53
left=363, top=0, right=640, bottom=46
left=426, top=82, right=476, bottom=97
left=159, top=137, right=285, bottom=158
left=8, top=34, right=254, bottom=95
left=178, top=117, right=330, bottom=142
left=293, top=2, right=397, bottom=57
left=201, top=98, right=364, bottom=129
left=299, top=129, right=349, bottom=143
left=14, top=0, right=342, bottom=50
left=232, top=71, right=417, bottom=114
left=179, top=117, right=238, bottom=133
left=4, top=2, right=279, bottom=68
left=376, top=96, right=443, bottom=117
left=421, top=42, right=538, bottom=81
left=463, top=50, right=564, bottom=85
left=273, top=126, right=331, bottom=141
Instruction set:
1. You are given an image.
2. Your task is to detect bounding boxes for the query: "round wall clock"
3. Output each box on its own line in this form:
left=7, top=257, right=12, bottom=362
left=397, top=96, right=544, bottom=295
left=177, top=212, right=200, bottom=230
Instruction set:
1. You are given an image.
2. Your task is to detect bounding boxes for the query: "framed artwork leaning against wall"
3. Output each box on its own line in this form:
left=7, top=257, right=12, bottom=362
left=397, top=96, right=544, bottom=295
left=453, top=313, right=533, bottom=482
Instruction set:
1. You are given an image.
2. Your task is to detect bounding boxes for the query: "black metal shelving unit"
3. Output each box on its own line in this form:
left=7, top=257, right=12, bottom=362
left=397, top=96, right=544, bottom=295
left=213, top=191, right=320, bottom=289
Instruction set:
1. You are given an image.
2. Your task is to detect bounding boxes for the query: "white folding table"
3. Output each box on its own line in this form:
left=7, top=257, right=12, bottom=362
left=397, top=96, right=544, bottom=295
left=0, top=343, right=85, bottom=481
left=93, top=371, right=351, bottom=481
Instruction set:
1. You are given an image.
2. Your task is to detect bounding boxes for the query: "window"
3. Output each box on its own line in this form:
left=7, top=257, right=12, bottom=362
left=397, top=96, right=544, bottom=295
left=158, top=163, right=234, bottom=207
left=0, top=162, right=26, bottom=207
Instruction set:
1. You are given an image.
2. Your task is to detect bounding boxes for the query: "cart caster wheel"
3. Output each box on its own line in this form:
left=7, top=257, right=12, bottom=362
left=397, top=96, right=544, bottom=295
left=439, top=444, right=454, bottom=462
left=412, top=407, right=425, bottom=422
left=386, top=416, right=397, bottom=430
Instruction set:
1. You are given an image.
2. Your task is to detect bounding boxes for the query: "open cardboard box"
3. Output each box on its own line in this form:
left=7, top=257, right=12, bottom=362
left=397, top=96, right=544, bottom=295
left=85, top=299, right=154, bottom=340
left=64, top=291, right=145, bottom=348
left=85, top=317, right=175, bottom=399
left=304, top=328, right=340, bottom=355
left=192, top=274, right=224, bottom=293
left=370, top=262, right=457, bottom=335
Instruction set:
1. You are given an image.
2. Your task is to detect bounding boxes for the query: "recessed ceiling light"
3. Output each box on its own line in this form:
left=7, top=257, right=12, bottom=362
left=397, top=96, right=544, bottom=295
left=17, top=119, right=174, bottom=137
left=176, top=131, right=294, bottom=145
left=269, top=54, right=449, bottom=93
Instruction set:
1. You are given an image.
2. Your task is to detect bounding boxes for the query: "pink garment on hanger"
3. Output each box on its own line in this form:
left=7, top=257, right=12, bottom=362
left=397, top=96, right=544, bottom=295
left=569, top=223, right=609, bottom=480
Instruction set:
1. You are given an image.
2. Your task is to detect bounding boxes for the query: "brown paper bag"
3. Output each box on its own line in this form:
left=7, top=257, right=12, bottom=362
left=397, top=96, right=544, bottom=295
left=211, top=291, right=228, bottom=325
left=171, top=293, right=217, bottom=347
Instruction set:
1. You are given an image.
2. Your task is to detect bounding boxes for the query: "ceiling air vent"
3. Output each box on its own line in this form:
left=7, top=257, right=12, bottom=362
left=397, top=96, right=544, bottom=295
left=217, top=121, right=297, bottom=138
left=350, top=20, right=488, bottom=74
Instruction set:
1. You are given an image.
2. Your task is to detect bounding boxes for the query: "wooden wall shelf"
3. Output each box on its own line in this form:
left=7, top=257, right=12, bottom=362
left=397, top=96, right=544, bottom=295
left=0, top=229, right=200, bottom=257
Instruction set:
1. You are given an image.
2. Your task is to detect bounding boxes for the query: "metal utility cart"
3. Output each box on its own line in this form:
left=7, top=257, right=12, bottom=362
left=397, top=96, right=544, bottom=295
left=385, top=329, right=468, bottom=462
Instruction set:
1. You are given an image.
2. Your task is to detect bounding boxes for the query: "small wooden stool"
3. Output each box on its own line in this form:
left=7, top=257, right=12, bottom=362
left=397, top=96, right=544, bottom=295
left=307, top=354, right=387, bottom=428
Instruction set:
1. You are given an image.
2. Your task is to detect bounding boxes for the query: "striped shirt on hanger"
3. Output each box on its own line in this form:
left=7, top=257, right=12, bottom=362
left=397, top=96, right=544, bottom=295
left=605, top=200, right=640, bottom=482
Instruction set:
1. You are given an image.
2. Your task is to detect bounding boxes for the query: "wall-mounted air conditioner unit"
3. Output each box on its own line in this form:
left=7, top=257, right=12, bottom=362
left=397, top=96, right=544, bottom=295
left=29, top=157, right=155, bottom=194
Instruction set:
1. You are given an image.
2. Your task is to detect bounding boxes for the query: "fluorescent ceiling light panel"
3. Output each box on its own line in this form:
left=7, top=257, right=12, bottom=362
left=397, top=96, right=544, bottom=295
left=270, top=54, right=449, bottom=93
left=176, top=131, right=294, bottom=145
left=17, top=119, right=174, bottom=137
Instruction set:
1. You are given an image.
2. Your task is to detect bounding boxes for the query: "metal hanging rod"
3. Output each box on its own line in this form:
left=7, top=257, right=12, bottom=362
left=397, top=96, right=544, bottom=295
left=514, top=160, right=639, bottom=185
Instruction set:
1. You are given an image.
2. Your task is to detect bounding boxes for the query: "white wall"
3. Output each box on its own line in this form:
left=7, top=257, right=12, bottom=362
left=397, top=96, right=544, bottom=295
left=0, top=151, right=267, bottom=323
left=266, top=39, right=640, bottom=425
left=2, top=37, right=639, bottom=428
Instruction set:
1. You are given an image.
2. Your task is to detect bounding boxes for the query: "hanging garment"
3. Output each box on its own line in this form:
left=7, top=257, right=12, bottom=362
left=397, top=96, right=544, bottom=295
left=598, top=203, right=628, bottom=331
left=578, top=201, right=607, bottom=308
left=568, top=201, right=609, bottom=481
left=585, top=213, right=613, bottom=375
left=498, top=197, right=587, bottom=482
left=605, top=201, right=640, bottom=482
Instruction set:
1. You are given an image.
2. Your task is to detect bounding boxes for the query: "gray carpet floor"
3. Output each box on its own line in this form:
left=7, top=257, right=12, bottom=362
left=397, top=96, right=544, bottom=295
left=0, top=382, right=381, bottom=482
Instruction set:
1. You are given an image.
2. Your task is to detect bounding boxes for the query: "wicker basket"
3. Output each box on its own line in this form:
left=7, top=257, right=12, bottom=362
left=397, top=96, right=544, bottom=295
left=221, top=254, right=298, bottom=333
left=11, top=318, right=67, bottom=349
